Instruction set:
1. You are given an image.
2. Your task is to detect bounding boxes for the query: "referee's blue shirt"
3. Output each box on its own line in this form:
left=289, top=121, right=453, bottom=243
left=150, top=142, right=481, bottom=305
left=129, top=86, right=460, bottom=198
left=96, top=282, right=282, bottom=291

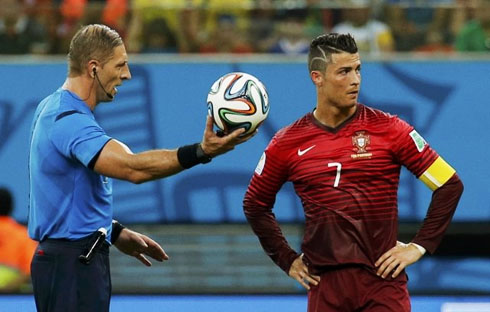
left=29, top=88, right=113, bottom=242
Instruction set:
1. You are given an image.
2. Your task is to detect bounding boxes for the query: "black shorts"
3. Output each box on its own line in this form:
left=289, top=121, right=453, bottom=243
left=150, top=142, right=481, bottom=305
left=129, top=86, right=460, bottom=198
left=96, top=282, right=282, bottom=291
left=31, top=234, right=111, bottom=312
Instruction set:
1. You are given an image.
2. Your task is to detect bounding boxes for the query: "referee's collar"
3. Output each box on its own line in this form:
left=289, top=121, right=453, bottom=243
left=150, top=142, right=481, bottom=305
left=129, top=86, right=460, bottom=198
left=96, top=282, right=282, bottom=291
left=59, top=88, right=94, bottom=116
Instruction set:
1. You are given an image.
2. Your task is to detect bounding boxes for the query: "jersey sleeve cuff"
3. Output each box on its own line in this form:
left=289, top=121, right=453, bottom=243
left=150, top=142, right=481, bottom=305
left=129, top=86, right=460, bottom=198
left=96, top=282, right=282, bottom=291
left=410, top=242, right=426, bottom=256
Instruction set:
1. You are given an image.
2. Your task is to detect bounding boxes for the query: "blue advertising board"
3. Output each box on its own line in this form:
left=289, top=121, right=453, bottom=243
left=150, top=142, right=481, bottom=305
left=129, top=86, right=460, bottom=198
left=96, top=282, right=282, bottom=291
left=0, top=59, right=488, bottom=223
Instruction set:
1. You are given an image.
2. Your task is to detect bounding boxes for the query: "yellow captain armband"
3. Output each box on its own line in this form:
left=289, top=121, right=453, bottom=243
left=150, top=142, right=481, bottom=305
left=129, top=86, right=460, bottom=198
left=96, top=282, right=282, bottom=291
left=419, top=156, right=456, bottom=191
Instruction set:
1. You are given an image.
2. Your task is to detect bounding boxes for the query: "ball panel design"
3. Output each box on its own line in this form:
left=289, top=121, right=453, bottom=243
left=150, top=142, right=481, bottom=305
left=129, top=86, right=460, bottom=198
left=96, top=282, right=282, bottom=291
left=207, top=72, right=269, bottom=135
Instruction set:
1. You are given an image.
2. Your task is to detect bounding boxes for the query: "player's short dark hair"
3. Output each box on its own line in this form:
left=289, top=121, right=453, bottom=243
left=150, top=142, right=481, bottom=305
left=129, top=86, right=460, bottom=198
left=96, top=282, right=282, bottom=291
left=308, top=33, right=358, bottom=73
left=68, top=24, right=123, bottom=76
left=0, top=187, right=13, bottom=216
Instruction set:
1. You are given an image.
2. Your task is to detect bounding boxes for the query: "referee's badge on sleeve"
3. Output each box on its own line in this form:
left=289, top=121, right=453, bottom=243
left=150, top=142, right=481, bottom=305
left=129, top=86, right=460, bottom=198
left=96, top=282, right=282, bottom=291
left=409, top=130, right=427, bottom=152
left=255, top=152, right=266, bottom=175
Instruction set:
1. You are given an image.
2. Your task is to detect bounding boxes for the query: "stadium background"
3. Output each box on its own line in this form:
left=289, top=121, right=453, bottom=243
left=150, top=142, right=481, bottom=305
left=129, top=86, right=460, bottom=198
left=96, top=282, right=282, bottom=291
left=1, top=1, right=490, bottom=311
left=1, top=55, right=489, bottom=311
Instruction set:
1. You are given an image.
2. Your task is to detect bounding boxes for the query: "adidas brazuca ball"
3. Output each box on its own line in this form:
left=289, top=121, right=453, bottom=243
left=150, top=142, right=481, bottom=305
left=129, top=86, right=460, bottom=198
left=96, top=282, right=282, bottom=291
left=207, top=72, right=269, bottom=135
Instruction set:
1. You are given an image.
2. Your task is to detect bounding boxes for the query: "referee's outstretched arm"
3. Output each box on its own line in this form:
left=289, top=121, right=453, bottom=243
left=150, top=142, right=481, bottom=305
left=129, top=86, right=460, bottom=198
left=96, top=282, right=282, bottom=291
left=92, top=116, right=254, bottom=184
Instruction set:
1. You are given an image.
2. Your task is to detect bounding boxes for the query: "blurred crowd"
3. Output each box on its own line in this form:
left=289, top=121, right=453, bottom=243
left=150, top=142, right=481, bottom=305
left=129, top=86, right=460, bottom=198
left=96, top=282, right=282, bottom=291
left=0, top=0, right=489, bottom=55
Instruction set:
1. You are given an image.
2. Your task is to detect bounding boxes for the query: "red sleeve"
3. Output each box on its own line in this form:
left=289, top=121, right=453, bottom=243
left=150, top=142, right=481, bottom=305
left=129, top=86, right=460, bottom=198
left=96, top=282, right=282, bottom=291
left=412, top=173, right=464, bottom=254
left=390, top=117, right=438, bottom=177
left=243, top=135, right=300, bottom=274
left=390, top=116, right=464, bottom=253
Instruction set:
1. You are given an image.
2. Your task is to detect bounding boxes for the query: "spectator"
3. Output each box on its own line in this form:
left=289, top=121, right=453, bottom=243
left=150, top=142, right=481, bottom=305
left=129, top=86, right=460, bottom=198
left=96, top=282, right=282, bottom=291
left=59, top=0, right=127, bottom=32
left=196, top=0, right=252, bottom=53
left=127, top=0, right=202, bottom=53
left=0, top=187, right=37, bottom=293
left=199, top=13, right=253, bottom=53
left=55, top=0, right=128, bottom=54
left=248, top=0, right=277, bottom=53
left=0, top=0, right=49, bottom=54
left=454, top=0, right=490, bottom=51
left=268, top=9, right=311, bottom=55
left=200, top=0, right=251, bottom=37
left=140, top=17, right=178, bottom=53
left=415, top=30, right=454, bottom=53
left=332, top=0, right=394, bottom=54
left=304, top=0, right=334, bottom=38
left=386, top=2, right=456, bottom=52
left=127, top=0, right=251, bottom=53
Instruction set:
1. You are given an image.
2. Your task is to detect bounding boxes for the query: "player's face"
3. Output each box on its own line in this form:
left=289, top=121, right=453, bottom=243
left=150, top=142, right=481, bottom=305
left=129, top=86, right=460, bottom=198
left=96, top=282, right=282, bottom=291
left=96, top=45, right=131, bottom=102
left=318, top=52, right=361, bottom=109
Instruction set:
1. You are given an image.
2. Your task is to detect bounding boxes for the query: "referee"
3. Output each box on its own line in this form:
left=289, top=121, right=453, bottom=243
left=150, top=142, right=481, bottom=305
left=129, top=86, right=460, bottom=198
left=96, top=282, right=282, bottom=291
left=28, top=24, right=252, bottom=312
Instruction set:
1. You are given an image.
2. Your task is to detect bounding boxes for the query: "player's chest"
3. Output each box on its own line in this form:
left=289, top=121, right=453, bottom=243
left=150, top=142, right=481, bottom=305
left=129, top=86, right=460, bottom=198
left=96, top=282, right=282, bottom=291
left=288, top=130, right=395, bottom=178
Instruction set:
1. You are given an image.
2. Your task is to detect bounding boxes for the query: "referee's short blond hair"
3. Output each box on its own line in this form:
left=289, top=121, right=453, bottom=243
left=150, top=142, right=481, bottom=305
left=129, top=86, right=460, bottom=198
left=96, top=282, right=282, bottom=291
left=68, top=24, right=123, bottom=77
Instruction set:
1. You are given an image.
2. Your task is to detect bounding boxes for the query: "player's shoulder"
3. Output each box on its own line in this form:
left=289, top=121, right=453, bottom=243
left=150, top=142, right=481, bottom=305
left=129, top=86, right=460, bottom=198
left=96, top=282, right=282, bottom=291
left=359, top=103, right=401, bottom=124
left=359, top=103, right=412, bottom=134
left=273, top=112, right=313, bottom=143
left=360, top=103, right=392, bottom=118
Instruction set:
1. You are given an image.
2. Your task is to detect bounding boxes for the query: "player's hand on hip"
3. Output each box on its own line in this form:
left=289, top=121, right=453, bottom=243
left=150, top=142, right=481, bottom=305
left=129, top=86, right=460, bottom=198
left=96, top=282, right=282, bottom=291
left=200, top=116, right=256, bottom=157
left=288, top=254, right=321, bottom=290
left=375, top=241, right=424, bottom=279
left=114, top=228, right=169, bottom=266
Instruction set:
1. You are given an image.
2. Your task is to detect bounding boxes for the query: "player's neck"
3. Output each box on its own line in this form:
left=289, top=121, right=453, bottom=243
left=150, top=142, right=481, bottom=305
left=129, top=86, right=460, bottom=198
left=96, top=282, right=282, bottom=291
left=313, top=104, right=357, bottom=128
left=62, top=76, right=97, bottom=110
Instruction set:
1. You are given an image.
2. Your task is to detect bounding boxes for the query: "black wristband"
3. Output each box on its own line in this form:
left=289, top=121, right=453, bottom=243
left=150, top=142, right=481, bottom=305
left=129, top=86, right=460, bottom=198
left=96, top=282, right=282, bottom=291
left=177, top=143, right=212, bottom=169
left=111, top=220, right=126, bottom=244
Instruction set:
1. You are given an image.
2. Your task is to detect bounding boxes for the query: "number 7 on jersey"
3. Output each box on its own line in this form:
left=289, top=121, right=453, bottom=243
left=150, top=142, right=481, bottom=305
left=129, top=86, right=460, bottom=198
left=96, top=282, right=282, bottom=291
left=328, top=162, right=342, bottom=187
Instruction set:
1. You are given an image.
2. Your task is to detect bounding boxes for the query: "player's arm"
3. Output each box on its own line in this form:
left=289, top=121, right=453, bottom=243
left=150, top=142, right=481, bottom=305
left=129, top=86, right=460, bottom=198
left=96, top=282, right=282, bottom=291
left=412, top=157, right=463, bottom=253
left=93, top=116, right=253, bottom=183
left=244, top=166, right=320, bottom=289
left=243, top=148, right=297, bottom=269
left=244, top=138, right=319, bottom=289
left=376, top=121, right=463, bottom=279
left=375, top=156, right=463, bottom=279
left=399, top=126, right=464, bottom=254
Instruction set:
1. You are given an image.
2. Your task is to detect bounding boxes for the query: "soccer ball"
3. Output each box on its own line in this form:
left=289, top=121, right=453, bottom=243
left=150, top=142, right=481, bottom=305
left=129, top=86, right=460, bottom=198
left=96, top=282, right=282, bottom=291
left=207, top=72, right=269, bottom=135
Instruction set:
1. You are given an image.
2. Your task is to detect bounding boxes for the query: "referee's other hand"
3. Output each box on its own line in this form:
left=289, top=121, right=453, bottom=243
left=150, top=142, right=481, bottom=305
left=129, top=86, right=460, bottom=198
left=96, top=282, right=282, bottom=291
left=114, top=228, right=169, bottom=266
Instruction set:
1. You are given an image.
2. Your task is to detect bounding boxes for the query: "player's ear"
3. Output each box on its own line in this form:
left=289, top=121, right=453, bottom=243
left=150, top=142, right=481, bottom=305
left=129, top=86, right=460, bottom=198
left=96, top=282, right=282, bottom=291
left=311, top=71, right=323, bottom=87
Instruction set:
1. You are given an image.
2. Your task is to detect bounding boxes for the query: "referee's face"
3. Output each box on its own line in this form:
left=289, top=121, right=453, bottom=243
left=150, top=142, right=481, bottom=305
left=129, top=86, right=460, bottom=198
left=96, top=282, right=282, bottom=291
left=320, top=52, right=361, bottom=110
left=96, top=45, right=131, bottom=103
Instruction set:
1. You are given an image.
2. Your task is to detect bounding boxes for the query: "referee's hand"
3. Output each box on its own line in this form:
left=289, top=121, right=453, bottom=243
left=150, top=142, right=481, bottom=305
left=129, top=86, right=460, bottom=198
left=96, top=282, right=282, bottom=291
left=114, top=228, right=169, bottom=266
left=288, top=253, right=321, bottom=290
left=200, top=116, right=256, bottom=158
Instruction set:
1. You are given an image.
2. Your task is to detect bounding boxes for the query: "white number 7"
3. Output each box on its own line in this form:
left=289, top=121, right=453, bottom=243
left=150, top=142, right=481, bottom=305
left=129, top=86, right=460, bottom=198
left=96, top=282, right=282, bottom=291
left=328, top=162, right=342, bottom=187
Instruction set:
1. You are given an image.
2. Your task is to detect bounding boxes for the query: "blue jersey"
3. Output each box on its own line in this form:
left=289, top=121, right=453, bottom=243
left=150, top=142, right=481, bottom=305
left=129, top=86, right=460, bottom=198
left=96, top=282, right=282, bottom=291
left=29, top=88, right=113, bottom=242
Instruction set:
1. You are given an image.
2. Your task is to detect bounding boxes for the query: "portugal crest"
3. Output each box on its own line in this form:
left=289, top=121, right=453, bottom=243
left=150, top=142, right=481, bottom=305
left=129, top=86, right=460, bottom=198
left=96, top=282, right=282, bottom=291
left=351, top=131, right=372, bottom=159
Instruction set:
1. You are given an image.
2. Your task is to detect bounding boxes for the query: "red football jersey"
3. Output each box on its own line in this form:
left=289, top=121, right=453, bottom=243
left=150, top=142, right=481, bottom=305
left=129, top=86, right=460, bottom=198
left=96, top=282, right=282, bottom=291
left=243, top=104, right=439, bottom=276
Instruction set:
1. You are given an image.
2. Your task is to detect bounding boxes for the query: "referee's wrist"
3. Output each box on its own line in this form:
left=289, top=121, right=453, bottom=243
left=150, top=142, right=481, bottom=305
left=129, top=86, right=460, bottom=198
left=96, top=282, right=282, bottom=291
left=111, top=220, right=126, bottom=244
left=177, top=143, right=212, bottom=169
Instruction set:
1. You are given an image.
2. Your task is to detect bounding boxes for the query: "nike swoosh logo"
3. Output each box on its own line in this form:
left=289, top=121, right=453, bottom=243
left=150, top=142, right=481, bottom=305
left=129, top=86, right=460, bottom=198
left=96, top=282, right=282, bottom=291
left=298, top=145, right=316, bottom=156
